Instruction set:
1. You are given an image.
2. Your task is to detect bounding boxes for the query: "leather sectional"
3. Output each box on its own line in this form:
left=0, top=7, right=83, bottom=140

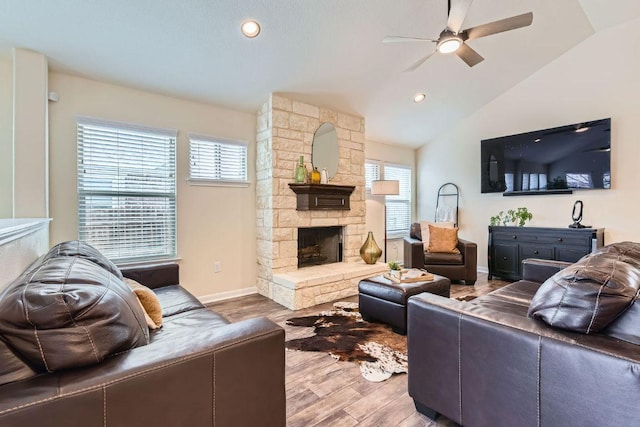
left=407, top=242, right=640, bottom=427
left=0, top=241, right=286, bottom=427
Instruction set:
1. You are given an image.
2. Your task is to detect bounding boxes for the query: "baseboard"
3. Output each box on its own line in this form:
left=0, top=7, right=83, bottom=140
left=477, top=266, right=489, bottom=274
left=198, top=286, right=258, bottom=305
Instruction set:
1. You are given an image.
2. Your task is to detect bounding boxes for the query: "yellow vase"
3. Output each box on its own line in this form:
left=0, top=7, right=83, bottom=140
left=360, top=231, right=382, bottom=264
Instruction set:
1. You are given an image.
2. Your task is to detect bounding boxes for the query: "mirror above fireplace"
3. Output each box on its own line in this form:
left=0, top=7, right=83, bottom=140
left=312, top=122, right=339, bottom=179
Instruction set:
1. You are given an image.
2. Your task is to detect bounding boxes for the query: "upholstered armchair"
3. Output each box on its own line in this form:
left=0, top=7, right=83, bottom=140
left=403, top=222, right=477, bottom=285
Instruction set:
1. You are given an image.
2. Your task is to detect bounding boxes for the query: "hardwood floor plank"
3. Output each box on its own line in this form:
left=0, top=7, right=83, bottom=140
left=207, top=272, right=505, bottom=427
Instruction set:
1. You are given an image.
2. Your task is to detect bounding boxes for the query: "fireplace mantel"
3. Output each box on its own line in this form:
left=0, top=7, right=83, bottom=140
left=288, top=183, right=356, bottom=210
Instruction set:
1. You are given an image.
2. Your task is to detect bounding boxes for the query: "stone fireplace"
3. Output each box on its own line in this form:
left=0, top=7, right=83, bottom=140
left=256, top=94, right=385, bottom=310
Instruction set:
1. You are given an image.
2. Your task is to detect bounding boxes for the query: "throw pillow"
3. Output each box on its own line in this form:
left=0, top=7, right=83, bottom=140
left=427, top=225, right=459, bottom=253
left=0, top=257, right=149, bottom=373
left=528, top=242, right=640, bottom=334
left=124, top=278, right=163, bottom=329
left=420, top=220, right=455, bottom=251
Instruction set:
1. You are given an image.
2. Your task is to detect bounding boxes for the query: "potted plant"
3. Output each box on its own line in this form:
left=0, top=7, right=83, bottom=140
left=388, top=261, right=402, bottom=280
left=490, top=207, right=533, bottom=227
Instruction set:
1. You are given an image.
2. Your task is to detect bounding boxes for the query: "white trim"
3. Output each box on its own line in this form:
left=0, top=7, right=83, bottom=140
left=477, top=266, right=489, bottom=274
left=199, top=286, right=258, bottom=305
left=75, top=115, right=178, bottom=137
left=0, top=218, right=51, bottom=246
left=189, top=133, right=248, bottom=147
left=116, top=257, right=182, bottom=268
left=187, top=179, right=251, bottom=188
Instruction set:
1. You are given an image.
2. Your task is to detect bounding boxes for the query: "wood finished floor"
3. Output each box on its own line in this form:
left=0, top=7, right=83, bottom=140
left=207, top=273, right=509, bottom=427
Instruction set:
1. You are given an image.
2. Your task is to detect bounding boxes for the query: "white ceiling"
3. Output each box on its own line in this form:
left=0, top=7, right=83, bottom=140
left=0, top=0, right=638, bottom=148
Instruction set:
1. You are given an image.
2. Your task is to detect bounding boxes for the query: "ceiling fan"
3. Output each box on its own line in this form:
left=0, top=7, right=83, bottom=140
left=383, top=0, right=533, bottom=71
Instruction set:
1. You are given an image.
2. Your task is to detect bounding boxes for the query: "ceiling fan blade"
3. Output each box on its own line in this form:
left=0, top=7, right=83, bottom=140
left=465, top=12, right=533, bottom=40
left=456, top=43, right=484, bottom=67
left=447, top=0, right=474, bottom=34
left=404, top=51, right=437, bottom=72
left=383, top=36, right=437, bottom=43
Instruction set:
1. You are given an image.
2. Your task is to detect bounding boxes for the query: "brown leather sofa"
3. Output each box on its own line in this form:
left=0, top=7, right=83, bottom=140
left=404, top=222, right=477, bottom=285
left=0, top=241, right=286, bottom=427
left=407, top=243, right=640, bottom=427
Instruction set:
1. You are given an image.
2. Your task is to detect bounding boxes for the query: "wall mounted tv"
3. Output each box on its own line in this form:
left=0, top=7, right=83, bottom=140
left=481, top=118, right=611, bottom=195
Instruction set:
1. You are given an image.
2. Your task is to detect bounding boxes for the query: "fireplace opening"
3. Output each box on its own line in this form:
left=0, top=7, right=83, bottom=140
left=297, top=226, right=343, bottom=268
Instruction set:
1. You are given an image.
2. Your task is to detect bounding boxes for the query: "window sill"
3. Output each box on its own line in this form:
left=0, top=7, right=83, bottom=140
left=116, top=257, right=182, bottom=268
left=187, top=179, right=250, bottom=188
left=387, top=232, right=408, bottom=240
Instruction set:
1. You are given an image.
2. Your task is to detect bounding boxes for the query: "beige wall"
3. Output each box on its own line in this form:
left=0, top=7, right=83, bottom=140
left=48, top=72, right=257, bottom=299
left=0, top=59, right=12, bottom=217
left=416, top=17, right=640, bottom=270
left=364, top=139, right=415, bottom=263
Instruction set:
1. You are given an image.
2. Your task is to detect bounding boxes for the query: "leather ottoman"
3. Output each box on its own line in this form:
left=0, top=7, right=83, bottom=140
left=358, top=274, right=451, bottom=334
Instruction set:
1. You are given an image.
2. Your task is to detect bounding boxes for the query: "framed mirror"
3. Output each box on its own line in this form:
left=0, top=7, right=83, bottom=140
left=312, top=123, right=339, bottom=179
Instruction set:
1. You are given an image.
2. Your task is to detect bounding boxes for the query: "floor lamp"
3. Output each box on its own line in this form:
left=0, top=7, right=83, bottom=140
left=371, top=179, right=400, bottom=262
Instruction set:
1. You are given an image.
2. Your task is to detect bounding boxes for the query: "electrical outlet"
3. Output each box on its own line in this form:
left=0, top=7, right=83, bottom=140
left=214, top=262, right=221, bottom=273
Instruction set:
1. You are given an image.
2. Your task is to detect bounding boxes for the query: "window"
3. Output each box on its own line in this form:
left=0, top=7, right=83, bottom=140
left=189, top=135, right=248, bottom=185
left=566, top=173, right=593, bottom=189
left=384, top=164, right=412, bottom=237
left=77, top=118, right=177, bottom=263
left=364, top=160, right=381, bottom=192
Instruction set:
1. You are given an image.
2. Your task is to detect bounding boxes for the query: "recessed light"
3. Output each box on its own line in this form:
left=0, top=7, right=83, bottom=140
left=413, top=93, right=426, bottom=103
left=241, top=19, right=261, bottom=38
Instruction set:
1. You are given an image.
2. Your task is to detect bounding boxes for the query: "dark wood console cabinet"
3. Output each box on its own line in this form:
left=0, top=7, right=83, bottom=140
left=488, top=226, right=605, bottom=281
left=288, top=183, right=355, bottom=210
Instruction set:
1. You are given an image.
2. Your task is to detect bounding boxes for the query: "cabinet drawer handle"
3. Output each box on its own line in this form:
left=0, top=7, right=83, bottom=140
left=534, top=250, right=539, bottom=255
left=557, top=238, right=563, bottom=242
left=503, top=256, right=508, bottom=260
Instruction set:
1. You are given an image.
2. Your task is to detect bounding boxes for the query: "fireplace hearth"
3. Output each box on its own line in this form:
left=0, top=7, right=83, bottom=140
left=298, top=226, right=342, bottom=268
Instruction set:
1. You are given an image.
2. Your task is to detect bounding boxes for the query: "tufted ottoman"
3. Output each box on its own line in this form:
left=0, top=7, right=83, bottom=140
left=358, top=274, right=451, bottom=334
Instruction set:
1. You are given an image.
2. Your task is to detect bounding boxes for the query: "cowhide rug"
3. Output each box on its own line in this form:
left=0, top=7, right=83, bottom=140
left=285, top=302, right=407, bottom=382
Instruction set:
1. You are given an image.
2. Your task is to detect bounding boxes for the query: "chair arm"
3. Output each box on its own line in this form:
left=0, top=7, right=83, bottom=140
left=404, top=237, right=425, bottom=268
left=521, top=258, right=571, bottom=283
left=119, top=263, right=179, bottom=289
left=0, top=317, right=286, bottom=427
left=457, top=238, right=477, bottom=283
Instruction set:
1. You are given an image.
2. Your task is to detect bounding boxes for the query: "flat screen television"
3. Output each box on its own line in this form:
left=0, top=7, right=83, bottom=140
left=481, top=118, right=611, bottom=195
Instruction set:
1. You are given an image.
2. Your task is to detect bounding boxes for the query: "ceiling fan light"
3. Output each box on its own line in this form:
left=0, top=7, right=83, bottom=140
left=437, top=37, right=462, bottom=54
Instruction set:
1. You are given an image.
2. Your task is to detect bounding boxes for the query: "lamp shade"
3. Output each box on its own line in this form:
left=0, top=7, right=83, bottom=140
left=371, top=180, right=399, bottom=196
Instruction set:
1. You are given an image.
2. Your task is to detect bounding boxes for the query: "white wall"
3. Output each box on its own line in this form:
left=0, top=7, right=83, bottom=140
left=364, top=139, right=415, bottom=263
left=48, top=72, right=257, bottom=299
left=0, top=58, right=12, bottom=217
left=416, top=17, right=640, bottom=270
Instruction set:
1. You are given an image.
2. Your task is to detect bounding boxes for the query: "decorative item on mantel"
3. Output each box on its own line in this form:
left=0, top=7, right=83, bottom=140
left=294, top=156, right=306, bottom=183
left=360, top=231, right=383, bottom=264
left=320, top=168, right=328, bottom=184
left=311, top=166, right=321, bottom=184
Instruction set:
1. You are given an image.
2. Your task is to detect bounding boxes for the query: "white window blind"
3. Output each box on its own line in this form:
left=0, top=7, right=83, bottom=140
left=365, top=160, right=381, bottom=192
left=384, top=164, right=412, bottom=236
left=189, top=135, right=248, bottom=184
left=77, top=119, right=177, bottom=263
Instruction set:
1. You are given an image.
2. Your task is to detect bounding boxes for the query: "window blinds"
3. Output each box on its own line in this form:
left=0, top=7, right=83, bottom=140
left=77, top=119, right=177, bottom=263
left=365, top=161, right=381, bottom=191
left=384, top=164, right=412, bottom=236
left=189, top=135, right=248, bottom=183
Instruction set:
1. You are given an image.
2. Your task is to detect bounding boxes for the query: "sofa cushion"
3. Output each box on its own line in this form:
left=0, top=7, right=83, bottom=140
left=154, top=285, right=205, bottom=318
left=528, top=242, right=640, bottom=334
left=0, top=257, right=149, bottom=372
left=41, top=240, right=123, bottom=280
left=424, top=252, right=463, bottom=265
left=0, top=338, right=37, bottom=386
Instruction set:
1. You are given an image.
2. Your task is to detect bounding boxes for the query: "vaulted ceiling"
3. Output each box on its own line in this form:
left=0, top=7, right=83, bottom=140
left=0, top=0, right=638, bottom=147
